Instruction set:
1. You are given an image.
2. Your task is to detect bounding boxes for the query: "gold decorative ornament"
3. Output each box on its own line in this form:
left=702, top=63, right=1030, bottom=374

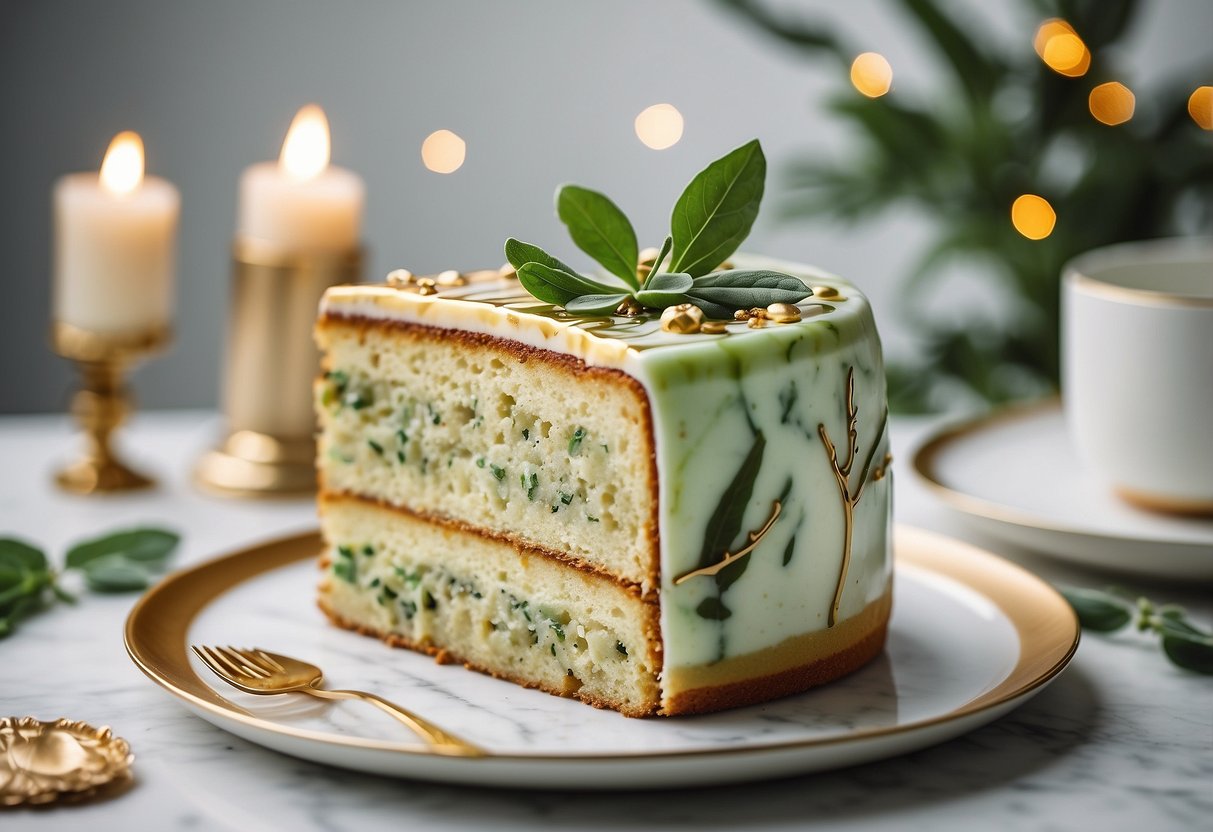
left=813, top=286, right=845, bottom=301
left=416, top=277, right=438, bottom=296
left=195, top=236, right=363, bottom=497
left=660, top=303, right=704, bottom=333
left=436, top=269, right=466, bottom=287
left=51, top=322, right=170, bottom=494
left=386, top=268, right=415, bottom=288
left=615, top=297, right=645, bottom=317
left=818, top=367, right=890, bottom=627
left=766, top=302, right=802, bottom=323
left=0, top=717, right=133, bottom=806
left=673, top=500, right=783, bottom=585
left=700, top=321, right=729, bottom=335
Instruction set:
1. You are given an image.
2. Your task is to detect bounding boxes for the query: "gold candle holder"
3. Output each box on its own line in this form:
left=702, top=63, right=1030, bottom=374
left=52, top=321, right=170, bottom=494
left=194, top=237, right=362, bottom=497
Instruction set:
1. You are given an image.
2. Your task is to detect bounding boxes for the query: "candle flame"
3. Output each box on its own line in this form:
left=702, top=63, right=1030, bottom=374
left=280, top=104, right=331, bottom=182
left=99, top=131, right=144, bottom=197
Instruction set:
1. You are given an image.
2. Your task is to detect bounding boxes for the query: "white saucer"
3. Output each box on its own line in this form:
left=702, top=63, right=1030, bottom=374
left=125, top=527, right=1077, bottom=790
left=912, top=401, right=1213, bottom=580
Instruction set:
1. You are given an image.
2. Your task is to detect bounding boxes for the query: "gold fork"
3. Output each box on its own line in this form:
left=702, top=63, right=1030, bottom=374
left=191, top=645, right=484, bottom=757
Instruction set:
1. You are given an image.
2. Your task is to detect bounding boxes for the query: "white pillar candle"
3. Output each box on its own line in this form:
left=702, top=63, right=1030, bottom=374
left=53, top=132, right=180, bottom=335
left=237, top=105, right=364, bottom=251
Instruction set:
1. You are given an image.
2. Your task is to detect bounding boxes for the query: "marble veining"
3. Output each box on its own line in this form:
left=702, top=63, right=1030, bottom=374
left=2, top=413, right=1209, bottom=831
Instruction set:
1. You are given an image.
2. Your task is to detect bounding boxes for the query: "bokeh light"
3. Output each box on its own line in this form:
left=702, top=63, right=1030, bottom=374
left=634, top=103, right=684, bottom=150
left=1034, top=19, right=1090, bottom=78
left=1011, top=194, right=1056, bottom=240
left=421, top=129, right=466, bottom=174
left=850, top=53, right=893, bottom=98
left=1189, top=86, right=1213, bottom=130
left=1088, top=82, right=1135, bottom=126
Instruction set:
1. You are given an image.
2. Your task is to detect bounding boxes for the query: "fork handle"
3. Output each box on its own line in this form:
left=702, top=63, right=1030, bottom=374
left=301, top=687, right=485, bottom=756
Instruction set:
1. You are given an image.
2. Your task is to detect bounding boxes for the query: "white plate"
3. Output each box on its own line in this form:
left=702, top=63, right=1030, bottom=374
left=912, top=402, right=1213, bottom=581
left=125, top=526, right=1077, bottom=790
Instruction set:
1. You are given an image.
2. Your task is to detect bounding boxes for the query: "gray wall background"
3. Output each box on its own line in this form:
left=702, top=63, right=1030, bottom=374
left=2, top=0, right=1208, bottom=413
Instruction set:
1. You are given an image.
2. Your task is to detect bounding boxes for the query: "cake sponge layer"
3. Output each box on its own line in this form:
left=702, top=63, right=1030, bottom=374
left=315, top=318, right=658, bottom=589
left=318, top=495, right=662, bottom=717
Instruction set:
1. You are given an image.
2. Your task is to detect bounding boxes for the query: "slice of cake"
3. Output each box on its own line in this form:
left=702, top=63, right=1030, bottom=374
left=314, top=141, right=892, bottom=716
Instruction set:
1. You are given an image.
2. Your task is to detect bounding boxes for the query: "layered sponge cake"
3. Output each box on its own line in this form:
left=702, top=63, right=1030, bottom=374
left=315, top=256, right=892, bottom=716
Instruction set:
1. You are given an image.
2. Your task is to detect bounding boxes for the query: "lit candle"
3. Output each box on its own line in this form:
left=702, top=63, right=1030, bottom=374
left=53, top=132, right=180, bottom=335
left=237, top=104, right=364, bottom=251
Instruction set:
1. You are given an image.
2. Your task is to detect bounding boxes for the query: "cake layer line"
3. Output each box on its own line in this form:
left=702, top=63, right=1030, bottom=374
left=319, top=490, right=657, bottom=602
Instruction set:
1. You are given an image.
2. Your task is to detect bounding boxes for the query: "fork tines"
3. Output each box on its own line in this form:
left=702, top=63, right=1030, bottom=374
left=191, top=645, right=284, bottom=680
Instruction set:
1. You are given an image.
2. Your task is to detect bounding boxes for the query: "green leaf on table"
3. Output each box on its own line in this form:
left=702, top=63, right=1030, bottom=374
left=669, top=139, right=766, bottom=277
left=0, top=594, right=41, bottom=639
left=556, top=185, right=639, bottom=289
left=515, top=262, right=620, bottom=307
left=685, top=270, right=813, bottom=319
left=504, top=238, right=578, bottom=276
left=81, top=554, right=154, bottom=593
left=66, top=528, right=180, bottom=570
left=565, top=293, right=630, bottom=316
left=1059, top=586, right=1133, bottom=632
left=0, top=538, right=49, bottom=572
left=1159, top=621, right=1213, bottom=675
left=634, top=272, right=694, bottom=309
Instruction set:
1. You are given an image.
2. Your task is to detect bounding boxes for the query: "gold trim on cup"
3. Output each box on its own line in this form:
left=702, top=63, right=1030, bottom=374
left=1063, top=237, right=1213, bottom=309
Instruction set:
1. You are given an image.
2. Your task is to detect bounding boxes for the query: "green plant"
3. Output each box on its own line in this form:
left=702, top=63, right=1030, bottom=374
left=505, top=140, right=813, bottom=317
left=719, top=0, right=1213, bottom=411
left=0, top=527, right=179, bottom=638
left=1060, top=585, right=1213, bottom=674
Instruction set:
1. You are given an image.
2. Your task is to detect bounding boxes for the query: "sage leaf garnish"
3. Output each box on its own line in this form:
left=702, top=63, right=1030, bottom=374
left=556, top=185, right=640, bottom=289
left=1060, top=585, right=1213, bottom=674
left=566, top=293, right=630, bottom=316
left=1, top=526, right=180, bottom=638
left=506, top=140, right=813, bottom=320
left=669, top=139, right=766, bottom=276
left=516, top=262, right=620, bottom=307
left=634, top=272, right=694, bottom=309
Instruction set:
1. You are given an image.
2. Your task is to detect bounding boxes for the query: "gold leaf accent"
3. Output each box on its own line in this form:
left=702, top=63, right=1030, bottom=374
left=660, top=303, right=704, bottom=333
left=673, top=500, right=783, bottom=585
left=700, top=321, right=729, bottom=335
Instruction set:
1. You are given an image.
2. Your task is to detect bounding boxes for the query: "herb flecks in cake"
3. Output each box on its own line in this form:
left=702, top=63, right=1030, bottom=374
left=504, top=141, right=813, bottom=321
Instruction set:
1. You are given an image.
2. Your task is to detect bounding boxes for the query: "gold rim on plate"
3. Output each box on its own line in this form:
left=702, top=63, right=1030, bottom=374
left=124, top=525, right=1078, bottom=761
left=911, top=399, right=1213, bottom=549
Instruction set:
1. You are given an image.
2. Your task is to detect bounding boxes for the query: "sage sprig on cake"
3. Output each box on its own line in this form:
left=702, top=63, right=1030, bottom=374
left=505, top=140, right=813, bottom=319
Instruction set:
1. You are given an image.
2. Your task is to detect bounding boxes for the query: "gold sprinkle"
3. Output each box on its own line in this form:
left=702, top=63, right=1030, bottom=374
left=766, top=302, right=802, bottom=323
left=733, top=309, right=752, bottom=321
left=499, top=263, right=518, bottom=280
left=416, top=277, right=438, bottom=296
left=386, top=269, right=415, bottom=288
left=813, top=286, right=843, bottom=300
left=748, top=307, right=768, bottom=319
left=436, top=269, right=466, bottom=286
left=616, top=297, right=645, bottom=317
left=660, top=303, right=704, bottom=334
left=747, top=316, right=766, bottom=329
left=700, top=321, right=728, bottom=334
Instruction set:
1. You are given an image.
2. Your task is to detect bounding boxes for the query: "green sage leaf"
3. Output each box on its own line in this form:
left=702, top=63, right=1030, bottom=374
left=669, top=139, right=766, bottom=276
left=641, top=235, right=674, bottom=290
left=1159, top=622, right=1213, bottom=675
left=565, top=293, right=630, bottom=316
left=504, top=238, right=578, bottom=276
left=515, top=262, right=620, bottom=307
left=685, top=271, right=813, bottom=319
left=81, top=554, right=154, bottom=593
left=0, top=538, right=48, bottom=572
left=634, top=272, right=693, bottom=309
left=66, top=528, right=180, bottom=570
left=1059, top=586, right=1133, bottom=632
left=556, top=185, right=639, bottom=288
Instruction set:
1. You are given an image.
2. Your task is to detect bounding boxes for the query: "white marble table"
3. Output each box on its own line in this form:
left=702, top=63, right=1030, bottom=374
left=2, top=411, right=1209, bottom=831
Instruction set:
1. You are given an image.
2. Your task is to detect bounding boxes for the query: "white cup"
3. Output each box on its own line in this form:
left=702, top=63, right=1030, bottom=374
left=1063, top=238, right=1213, bottom=516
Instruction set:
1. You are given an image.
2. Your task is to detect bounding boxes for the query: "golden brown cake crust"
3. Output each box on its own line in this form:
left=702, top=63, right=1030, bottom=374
left=316, top=312, right=662, bottom=593
left=317, top=595, right=662, bottom=718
